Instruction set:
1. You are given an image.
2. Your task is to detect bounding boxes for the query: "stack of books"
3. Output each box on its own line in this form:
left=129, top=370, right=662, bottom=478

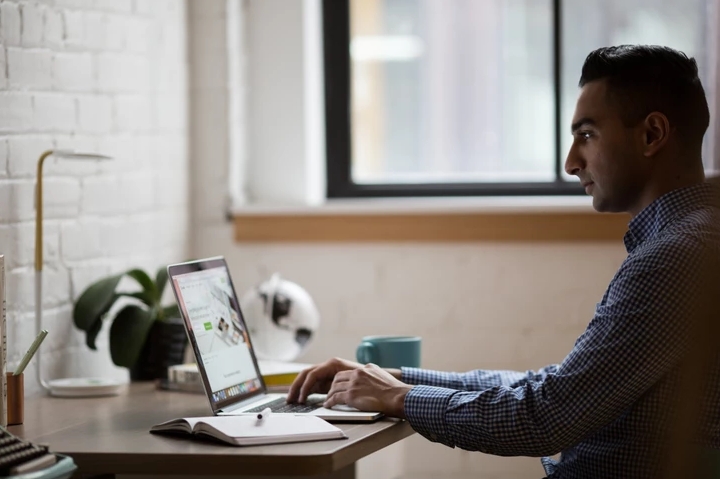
left=160, top=360, right=312, bottom=394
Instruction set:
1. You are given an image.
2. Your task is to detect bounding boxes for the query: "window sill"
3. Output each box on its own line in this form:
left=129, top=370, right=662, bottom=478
left=232, top=196, right=629, bottom=242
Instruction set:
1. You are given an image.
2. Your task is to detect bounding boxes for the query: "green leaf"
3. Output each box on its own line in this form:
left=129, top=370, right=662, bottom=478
left=156, top=267, right=169, bottom=302
left=73, top=274, right=123, bottom=331
left=126, top=269, right=158, bottom=302
left=85, top=318, right=104, bottom=350
left=109, top=305, right=155, bottom=368
left=161, top=304, right=180, bottom=321
left=118, top=291, right=155, bottom=307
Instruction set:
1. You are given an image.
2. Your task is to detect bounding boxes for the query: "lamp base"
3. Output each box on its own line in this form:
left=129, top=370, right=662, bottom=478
left=46, top=377, right=125, bottom=398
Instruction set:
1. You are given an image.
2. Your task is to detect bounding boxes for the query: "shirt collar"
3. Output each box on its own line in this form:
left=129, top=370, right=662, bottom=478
left=623, top=182, right=715, bottom=253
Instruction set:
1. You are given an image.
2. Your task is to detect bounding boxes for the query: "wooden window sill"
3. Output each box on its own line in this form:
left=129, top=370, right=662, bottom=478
left=232, top=198, right=630, bottom=243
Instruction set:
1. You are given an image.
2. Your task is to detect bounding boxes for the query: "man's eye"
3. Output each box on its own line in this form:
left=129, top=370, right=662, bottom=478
left=580, top=131, right=592, bottom=140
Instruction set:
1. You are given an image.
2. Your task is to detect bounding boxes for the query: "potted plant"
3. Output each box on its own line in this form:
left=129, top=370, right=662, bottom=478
left=72, top=266, right=187, bottom=380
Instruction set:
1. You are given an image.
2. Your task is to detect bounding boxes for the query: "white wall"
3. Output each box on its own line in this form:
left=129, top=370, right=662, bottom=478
left=0, top=0, right=190, bottom=395
left=188, top=2, right=629, bottom=478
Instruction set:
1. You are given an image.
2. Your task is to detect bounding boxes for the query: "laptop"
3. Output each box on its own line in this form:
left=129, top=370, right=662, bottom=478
left=167, top=257, right=383, bottom=422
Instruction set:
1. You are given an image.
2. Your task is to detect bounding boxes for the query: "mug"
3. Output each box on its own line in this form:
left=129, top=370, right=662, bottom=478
left=356, top=336, right=421, bottom=369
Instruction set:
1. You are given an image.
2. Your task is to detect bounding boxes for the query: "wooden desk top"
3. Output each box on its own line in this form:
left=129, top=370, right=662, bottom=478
left=8, top=383, right=414, bottom=476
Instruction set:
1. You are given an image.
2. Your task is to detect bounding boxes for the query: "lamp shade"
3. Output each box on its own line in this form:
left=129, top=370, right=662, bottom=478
left=50, top=151, right=112, bottom=161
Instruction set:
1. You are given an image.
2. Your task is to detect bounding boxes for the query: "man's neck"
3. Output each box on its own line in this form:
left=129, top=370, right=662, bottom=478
left=628, top=168, right=705, bottom=218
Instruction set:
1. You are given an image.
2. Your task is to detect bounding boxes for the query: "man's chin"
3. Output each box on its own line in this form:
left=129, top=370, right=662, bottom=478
left=591, top=196, right=609, bottom=213
left=592, top=196, right=625, bottom=214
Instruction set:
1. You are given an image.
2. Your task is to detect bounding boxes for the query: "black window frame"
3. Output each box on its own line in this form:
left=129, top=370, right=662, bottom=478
left=323, top=0, right=584, bottom=198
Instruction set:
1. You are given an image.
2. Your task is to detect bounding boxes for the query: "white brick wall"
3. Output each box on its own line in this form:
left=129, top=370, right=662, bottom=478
left=19, top=2, right=44, bottom=47
left=0, top=0, right=189, bottom=395
left=7, top=48, right=52, bottom=89
left=0, top=3, right=21, bottom=47
left=53, top=53, right=94, bottom=91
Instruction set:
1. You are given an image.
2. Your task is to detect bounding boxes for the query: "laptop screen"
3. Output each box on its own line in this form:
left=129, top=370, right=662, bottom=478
left=170, top=259, right=265, bottom=408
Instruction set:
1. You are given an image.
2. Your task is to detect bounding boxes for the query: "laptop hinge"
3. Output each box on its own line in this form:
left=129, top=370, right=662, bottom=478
left=218, top=392, right=271, bottom=414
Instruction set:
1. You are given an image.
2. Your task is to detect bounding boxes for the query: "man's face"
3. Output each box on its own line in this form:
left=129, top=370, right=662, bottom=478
left=564, top=80, right=648, bottom=213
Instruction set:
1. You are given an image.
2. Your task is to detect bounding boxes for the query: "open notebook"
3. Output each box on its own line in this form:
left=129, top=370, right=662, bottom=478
left=150, top=414, right=347, bottom=446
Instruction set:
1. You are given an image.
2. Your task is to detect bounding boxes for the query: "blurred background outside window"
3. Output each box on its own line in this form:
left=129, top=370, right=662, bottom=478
left=344, top=0, right=714, bottom=190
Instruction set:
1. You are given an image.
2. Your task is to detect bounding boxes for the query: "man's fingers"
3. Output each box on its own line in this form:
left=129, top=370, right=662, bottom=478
left=333, top=369, right=353, bottom=383
left=288, top=358, right=360, bottom=404
left=326, top=377, right=350, bottom=400
left=298, top=369, right=328, bottom=403
left=287, top=367, right=311, bottom=402
left=326, top=369, right=357, bottom=396
left=297, top=370, right=317, bottom=403
left=324, top=390, right=349, bottom=409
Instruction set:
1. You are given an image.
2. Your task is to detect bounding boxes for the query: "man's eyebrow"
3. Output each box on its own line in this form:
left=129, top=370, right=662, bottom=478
left=571, top=118, right=596, bottom=134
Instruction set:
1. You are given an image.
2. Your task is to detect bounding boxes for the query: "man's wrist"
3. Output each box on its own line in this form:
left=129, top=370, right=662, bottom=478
left=391, top=385, right=412, bottom=419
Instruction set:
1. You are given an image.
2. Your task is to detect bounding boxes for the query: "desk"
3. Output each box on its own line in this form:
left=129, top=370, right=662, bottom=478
left=8, top=383, right=414, bottom=478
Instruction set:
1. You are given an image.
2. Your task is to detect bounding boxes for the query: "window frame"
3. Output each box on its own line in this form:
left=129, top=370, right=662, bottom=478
left=323, top=0, right=584, bottom=198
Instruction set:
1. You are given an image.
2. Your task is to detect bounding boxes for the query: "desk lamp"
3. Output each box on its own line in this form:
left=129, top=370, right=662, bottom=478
left=35, top=150, right=123, bottom=397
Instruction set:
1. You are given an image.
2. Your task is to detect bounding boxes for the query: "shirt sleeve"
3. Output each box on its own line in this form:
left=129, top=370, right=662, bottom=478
left=403, top=245, right=705, bottom=457
left=400, top=365, right=560, bottom=391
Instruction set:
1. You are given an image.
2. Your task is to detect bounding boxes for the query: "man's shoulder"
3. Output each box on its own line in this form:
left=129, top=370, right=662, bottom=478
left=622, top=204, right=720, bottom=277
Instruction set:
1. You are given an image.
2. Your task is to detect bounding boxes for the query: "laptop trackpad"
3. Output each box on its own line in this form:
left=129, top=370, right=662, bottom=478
left=330, top=404, right=361, bottom=412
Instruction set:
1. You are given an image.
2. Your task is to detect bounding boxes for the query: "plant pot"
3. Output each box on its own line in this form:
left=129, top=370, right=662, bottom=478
left=130, top=317, right=188, bottom=381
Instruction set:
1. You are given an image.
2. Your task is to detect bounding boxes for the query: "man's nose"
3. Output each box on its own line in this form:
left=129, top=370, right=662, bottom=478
left=564, top=143, right=583, bottom=176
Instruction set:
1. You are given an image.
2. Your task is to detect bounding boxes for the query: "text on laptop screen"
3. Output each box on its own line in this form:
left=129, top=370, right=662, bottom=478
left=172, top=267, right=262, bottom=402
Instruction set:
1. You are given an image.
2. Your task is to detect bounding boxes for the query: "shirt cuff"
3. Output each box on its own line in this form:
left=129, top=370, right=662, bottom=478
left=404, top=385, right=457, bottom=447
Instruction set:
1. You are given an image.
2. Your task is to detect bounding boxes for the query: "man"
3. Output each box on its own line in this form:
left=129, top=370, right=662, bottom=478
left=288, top=45, right=720, bottom=478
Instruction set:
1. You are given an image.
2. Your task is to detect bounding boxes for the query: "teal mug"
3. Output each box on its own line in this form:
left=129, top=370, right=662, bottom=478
left=356, top=336, right=421, bottom=369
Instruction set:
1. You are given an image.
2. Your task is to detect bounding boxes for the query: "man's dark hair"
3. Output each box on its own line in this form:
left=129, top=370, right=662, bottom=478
left=579, top=45, right=710, bottom=150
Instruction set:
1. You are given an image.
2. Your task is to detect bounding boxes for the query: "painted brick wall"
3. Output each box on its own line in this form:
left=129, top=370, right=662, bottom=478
left=0, top=0, right=189, bottom=395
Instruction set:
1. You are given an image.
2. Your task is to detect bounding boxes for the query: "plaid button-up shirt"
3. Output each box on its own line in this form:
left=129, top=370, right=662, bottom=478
left=402, top=183, right=720, bottom=478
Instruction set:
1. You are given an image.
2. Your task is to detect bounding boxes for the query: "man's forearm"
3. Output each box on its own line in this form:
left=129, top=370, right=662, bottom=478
left=386, top=368, right=403, bottom=380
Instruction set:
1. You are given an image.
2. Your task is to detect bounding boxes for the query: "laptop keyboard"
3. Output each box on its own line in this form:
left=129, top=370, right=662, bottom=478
left=246, top=397, right=324, bottom=414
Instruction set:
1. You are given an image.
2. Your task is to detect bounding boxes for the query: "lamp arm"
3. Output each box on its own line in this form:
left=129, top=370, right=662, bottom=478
left=35, top=150, right=52, bottom=273
left=35, top=150, right=53, bottom=392
left=35, top=271, right=49, bottom=390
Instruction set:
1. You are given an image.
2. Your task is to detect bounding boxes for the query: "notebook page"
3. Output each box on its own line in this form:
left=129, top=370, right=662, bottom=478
left=197, top=415, right=343, bottom=439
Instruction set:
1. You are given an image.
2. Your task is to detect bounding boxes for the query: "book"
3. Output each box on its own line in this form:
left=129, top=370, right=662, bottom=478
left=167, top=363, right=202, bottom=386
left=257, top=360, right=312, bottom=387
left=155, top=378, right=204, bottom=394
left=150, top=414, right=346, bottom=446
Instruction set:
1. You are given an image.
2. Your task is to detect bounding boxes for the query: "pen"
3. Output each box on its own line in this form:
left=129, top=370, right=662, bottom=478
left=256, top=407, right=272, bottom=420
left=14, top=330, right=48, bottom=376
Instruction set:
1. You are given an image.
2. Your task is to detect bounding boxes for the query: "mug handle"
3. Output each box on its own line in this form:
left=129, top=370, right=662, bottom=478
left=356, top=342, right=378, bottom=364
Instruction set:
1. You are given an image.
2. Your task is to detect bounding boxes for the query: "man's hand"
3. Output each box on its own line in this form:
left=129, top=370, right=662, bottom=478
left=287, top=357, right=364, bottom=404
left=324, top=363, right=412, bottom=419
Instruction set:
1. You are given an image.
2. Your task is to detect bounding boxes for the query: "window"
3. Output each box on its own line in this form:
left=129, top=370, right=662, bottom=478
left=323, top=0, right=715, bottom=198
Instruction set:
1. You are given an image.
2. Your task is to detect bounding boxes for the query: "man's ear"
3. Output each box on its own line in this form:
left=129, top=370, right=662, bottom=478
left=642, top=112, right=671, bottom=157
